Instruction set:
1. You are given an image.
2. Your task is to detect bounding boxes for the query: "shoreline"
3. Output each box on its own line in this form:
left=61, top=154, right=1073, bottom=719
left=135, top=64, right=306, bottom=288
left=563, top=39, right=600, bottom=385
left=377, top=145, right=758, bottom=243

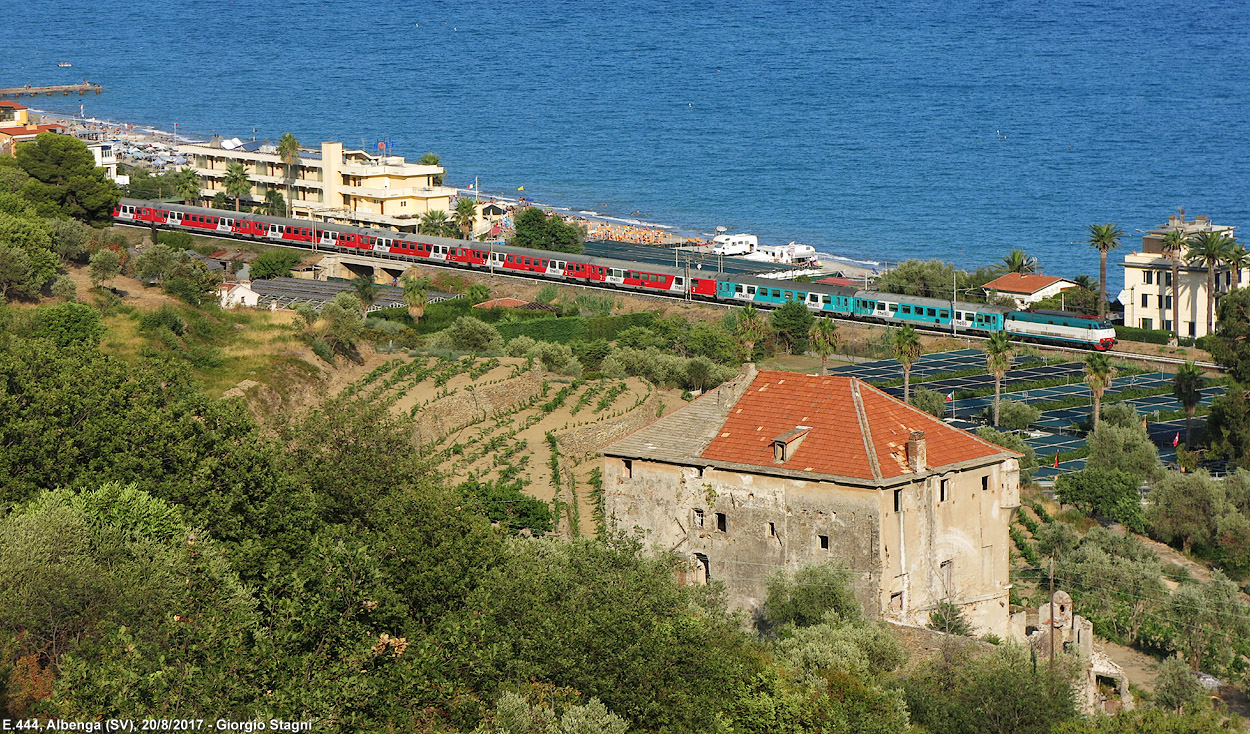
left=29, top=106, right=884, bottom=278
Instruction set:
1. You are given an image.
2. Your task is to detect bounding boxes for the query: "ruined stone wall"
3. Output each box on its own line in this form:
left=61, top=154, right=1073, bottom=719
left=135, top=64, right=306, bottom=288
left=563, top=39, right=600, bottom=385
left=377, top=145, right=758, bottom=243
left=605, top=452, right=1019, bottom=636
left=605, top=457, right=883, bottom=621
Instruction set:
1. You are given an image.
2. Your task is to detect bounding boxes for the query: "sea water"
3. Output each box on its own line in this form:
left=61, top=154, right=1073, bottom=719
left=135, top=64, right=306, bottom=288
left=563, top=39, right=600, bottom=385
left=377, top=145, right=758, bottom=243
left=6, top=0, right=1249, bottom=292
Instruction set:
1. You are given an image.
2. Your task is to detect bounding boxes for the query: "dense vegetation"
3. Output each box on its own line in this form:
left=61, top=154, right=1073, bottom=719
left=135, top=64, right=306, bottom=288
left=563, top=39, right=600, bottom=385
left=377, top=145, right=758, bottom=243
left=0, top=135, right=1244, bottom=731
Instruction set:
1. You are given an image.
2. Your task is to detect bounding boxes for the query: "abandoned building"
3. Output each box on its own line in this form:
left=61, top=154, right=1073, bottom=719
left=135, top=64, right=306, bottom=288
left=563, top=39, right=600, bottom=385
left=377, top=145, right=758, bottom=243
left=602, top=365, right=1022, bottom=636
left=1023, top=590, right=1133, bottom=713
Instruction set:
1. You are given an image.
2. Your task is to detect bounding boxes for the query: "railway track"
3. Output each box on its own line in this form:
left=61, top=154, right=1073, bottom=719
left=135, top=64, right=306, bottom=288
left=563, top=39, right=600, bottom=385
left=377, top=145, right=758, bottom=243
left=118, top=223, right=1224, bottom=373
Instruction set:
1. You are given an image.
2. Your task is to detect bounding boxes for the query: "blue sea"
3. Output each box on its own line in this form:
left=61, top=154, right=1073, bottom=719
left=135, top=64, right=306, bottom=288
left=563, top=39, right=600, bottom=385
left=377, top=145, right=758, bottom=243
left=7, top=0, right=1250, bottom=292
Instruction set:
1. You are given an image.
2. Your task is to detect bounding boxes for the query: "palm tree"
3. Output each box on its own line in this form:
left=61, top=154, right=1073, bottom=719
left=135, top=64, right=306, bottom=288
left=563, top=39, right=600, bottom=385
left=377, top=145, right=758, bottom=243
left=734, top=304, right=767, bottom=362
left=173, top=167, right=201, bottom=205
left=809, top=318, right=840, bottom=374
left=1172, top=361, right=1204, bottom=449
left=421, top=210, right=451, bottom=237
left=418, top=152, right=444, bottom=185
left=1001, top=248, right=1040, bottom=274
left=223, top=161, right=251, bottom=213
left=1084, top=353, right=1117, bottom=431
left=1073, top=274, right=1098, bottom=291
left=351, top=274, right=379, bottom=315
left=985, top=332, right=1013, bottom=427
left=890, top=325, right=922, bottom=403
left=453, top=197, right=477, bottom=240
left=1186, top=231, right=1235, bottom=336
left=1160, top=229, right=1187, bottom=343
left=1226, top=242, right=1248, bottom=291
left=260, top=189, right=287, bottom=216
left=401, top=274, right=431, bottom=323
left=277, top=133, right=300, bottom=215
left=1088, top=223, right=1124, bottom=319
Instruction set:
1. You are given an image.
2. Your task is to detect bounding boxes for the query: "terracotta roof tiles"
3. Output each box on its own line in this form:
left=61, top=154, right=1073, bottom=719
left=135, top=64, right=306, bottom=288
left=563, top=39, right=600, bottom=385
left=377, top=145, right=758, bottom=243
left=983, top=273, right=1073, bottom=295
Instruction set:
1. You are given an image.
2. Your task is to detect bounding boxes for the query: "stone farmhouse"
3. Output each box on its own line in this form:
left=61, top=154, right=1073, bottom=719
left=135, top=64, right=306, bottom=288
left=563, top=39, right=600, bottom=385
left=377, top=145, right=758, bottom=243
left=602, top=365, right=1022, bottom=636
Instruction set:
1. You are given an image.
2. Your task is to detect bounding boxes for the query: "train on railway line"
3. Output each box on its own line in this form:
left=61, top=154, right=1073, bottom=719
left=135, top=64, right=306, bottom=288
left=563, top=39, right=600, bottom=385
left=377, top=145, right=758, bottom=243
left=113, top=198, right=1118, bottom=350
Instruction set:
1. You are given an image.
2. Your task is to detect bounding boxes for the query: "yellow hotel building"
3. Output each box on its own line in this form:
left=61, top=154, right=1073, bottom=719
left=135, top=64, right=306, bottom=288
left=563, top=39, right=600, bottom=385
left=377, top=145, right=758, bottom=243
left=175, top=140, right=456, bottom=232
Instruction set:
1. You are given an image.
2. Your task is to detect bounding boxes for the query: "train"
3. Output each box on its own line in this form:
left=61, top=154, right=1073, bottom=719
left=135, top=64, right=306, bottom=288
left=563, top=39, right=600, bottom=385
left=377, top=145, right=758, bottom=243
left=112, top=198, right=1118, bottom=350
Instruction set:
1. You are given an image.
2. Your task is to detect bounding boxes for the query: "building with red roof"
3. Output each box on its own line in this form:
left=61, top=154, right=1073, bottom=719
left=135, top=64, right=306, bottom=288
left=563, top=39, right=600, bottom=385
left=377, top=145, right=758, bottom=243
left=603, top=365, right=1021, bottom=635
left=0, top=123, right=67, bottom=156
left=982, top=273, right=1078, bottom=309
left=0, top=101, right=29, bottom=126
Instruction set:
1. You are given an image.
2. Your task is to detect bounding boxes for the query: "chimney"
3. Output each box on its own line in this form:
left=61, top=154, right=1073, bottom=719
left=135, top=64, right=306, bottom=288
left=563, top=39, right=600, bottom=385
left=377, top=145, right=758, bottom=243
left=906, top=431, right=926, bottom=472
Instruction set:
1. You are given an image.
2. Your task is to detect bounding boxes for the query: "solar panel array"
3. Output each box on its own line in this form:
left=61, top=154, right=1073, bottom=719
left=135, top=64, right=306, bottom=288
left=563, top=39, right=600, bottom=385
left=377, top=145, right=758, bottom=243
left=832, top=349, right=1047, bottom=382
left=877, top=362, right=1083, bottom=399
left=841, top=348, right=1225, bottom=481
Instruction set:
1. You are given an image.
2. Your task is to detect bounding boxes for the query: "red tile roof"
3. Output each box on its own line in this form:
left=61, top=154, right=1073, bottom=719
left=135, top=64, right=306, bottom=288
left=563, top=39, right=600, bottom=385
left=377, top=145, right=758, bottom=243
left=0, top=123, right=66, bottom=137
left=817, top=276, right=856, bottom=287
left=983, top=273, right=1073, bottom=295
left=699, top=371, right=1015, bottom=480
left=0, top=101, right=27, bottom=110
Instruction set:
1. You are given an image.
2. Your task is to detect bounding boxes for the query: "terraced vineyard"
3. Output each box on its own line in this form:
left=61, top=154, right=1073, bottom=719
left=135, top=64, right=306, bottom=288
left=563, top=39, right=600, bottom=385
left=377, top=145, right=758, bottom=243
left=342, top=353, right=676, bottom=536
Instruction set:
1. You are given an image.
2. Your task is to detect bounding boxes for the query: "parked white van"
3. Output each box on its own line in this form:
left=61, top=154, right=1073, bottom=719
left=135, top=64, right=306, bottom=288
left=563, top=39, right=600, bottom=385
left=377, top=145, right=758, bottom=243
left=711, top=233, right=758, bottom=255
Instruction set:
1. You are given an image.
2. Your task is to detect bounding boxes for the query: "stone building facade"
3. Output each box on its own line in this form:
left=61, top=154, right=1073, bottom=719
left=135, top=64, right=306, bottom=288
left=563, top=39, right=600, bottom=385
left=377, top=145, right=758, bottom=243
left=603, top=366, right=1021, bottom=636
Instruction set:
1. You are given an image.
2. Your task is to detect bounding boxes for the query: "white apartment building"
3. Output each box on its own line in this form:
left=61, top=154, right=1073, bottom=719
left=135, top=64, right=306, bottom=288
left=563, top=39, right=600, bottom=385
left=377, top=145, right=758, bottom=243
left=175, top=139, right=457, bottom=232
left=1120, top=214, right=1242, bottom=339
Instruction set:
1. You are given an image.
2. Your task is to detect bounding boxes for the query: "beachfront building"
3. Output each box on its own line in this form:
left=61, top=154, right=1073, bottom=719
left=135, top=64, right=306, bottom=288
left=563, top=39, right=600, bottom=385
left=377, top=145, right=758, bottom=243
left=174, top=139, right=457, bottom=232
left=1120, top=214, right=1242, bottom=338
left=0, top=101, right=29, bottom=125
left=602, top=365, right=1021, bottom=636
left=86, top=141, right=118, bottom=182
left=0, top=122, right=67, bottom=156
left=982, top=273, right=1079, bottom=309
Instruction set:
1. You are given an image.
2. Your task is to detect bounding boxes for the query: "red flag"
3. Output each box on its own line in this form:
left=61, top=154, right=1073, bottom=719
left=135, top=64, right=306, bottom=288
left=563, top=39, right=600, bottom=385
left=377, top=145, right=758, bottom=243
left=1173, top=432, right=1180, bottom=448
left=945, top=391, right=954, bottom=403
left=1053, top=454, right=1060, bottom=468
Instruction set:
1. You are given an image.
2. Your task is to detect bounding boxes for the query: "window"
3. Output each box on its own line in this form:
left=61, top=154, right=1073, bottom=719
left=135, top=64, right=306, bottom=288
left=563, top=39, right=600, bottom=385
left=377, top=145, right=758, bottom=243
left=1141, top=293, right=1149, bottom=308
left=894, top=488, right=902, bottom=512
left=819, top=534, right=829, bottom=549
left=735, top=284, right=743, bottom=294
left=1164, top=319, right=1173, bottom=331
left=1189, top=322, right=1196, bottom=337
left=767, top=522, right=776, bottom=537
left=926, top=308, right=936, bottom=317
left=939, top=478, right=950, bottom=502
left=982, top=475, right=989, bottom=491
left=1141, top=318, right=1153, bottom=330
left=622, top=459, right=632, bottom=479
left=890, top=591, right=903, bottom=611
left=901, top=305, right=911, bottom=314
left=1165, top=295, right=1173, bottom=309
left=1144, top=271, right=1154, bottom=285
left=940, top=560, right=953, bottom=592
left=772, top=289, right=781, bottom=298
left=716, top=512, right=727, bottom=533
left=822, top=295, right=831, bottom=304
left=1165, top=272, right=1173, bottom=286
left=889, top=304, right=899, bottom=313
left=693, top=509, right=704, bottom=528
left=939, top=310, right=949, bottom=319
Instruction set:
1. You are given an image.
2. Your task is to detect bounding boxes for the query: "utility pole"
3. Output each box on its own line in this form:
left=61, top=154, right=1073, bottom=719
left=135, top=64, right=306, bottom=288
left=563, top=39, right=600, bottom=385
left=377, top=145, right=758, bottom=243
left=951, top=270, right=958, bottom=336
left=1049, top=554, right=1056, bottom=671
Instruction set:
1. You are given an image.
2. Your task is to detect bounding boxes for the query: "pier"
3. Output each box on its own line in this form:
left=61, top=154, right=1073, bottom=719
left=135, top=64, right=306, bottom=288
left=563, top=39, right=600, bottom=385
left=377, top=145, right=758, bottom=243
left=0, top=83, right=102, bottom=99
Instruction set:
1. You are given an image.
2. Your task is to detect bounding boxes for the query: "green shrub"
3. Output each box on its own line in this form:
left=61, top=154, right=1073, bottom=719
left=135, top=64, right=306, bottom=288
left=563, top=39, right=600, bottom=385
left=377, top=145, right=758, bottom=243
left=138, top=305, right=186, bottom=336
left=909, top=387, right=947, bottom=418
left=33, top=302, right=104, bottom=347
left=995, top=399, right=1041, bottom=431
left=311, top=336, right=335, bottom=364
left=155, top=230, right=193, bottom=250
left=927, top=601, right=973, bottom=636
left=428, top=316, right=504, bottom=353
